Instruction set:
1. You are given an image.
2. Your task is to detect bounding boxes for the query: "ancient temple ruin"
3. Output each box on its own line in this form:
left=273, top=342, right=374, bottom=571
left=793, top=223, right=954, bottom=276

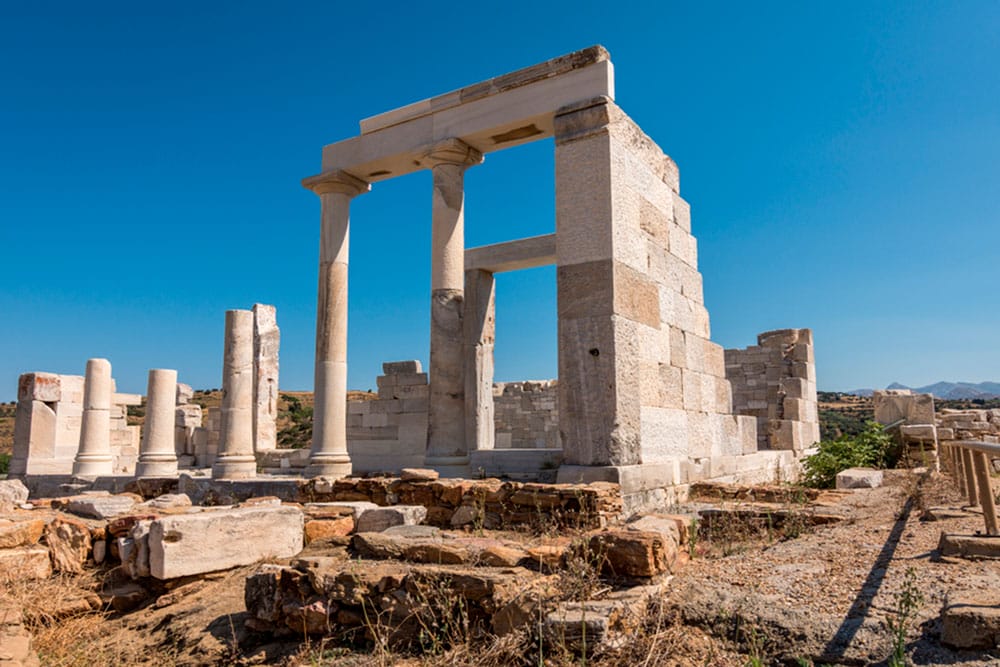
left=299, top=46, right=819, bottom=508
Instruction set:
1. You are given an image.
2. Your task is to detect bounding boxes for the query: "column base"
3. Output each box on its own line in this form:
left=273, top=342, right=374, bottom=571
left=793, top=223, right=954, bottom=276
left=72, top=456, right=113, bottom=477
left=135, top=457, right=179, bottom=478
left=212, top=456, right=257, bottom=480
left=304, top=453, right=352, bottom=479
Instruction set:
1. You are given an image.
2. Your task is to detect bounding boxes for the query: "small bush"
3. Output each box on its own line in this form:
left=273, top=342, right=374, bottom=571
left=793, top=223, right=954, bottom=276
left=802, top=421, right=898, bottom=488
left=0, top=452, right=9, bottom=475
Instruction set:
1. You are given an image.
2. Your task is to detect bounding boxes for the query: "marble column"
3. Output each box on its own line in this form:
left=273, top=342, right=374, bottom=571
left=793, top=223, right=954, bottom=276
left=464, top=268, right=496, bottom=451
left=73, top=358, right=113, bottom=476
left=423, top=139, right=483, bottom=476
left=212, top=310, right=257, bottom=479
left=135, top=369, right=179, bottom=477
left=301, top=170, right=369, bottom=478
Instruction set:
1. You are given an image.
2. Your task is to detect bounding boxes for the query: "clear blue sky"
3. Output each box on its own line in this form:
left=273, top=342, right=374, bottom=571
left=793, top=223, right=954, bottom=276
left=2, top=1, right=998, bottom=401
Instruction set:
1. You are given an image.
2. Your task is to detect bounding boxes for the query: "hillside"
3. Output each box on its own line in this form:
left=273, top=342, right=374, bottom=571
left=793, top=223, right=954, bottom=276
left=848, top=381, right=1000, bottom=399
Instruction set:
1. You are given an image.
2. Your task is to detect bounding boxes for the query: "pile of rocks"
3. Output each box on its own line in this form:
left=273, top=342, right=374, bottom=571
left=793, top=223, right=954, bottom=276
left=244, top=509, right=689, bottom=653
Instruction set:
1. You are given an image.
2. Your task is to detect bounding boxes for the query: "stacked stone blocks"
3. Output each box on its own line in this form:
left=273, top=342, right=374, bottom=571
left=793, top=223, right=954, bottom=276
left=11, top=369, right=140, bottom=476
left=725, top=329, right=820, bottom=452
left=554, top=97, right=756, bottom=478
left=347, top=361, right=429, bottom=473
left=493, top=381, right=560, bottom=449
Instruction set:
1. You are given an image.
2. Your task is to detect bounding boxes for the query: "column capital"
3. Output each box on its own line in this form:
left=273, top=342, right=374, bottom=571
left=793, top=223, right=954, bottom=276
left=421, top=138, right=484, bottom=169
left=302, top=170, right=370, bottom=197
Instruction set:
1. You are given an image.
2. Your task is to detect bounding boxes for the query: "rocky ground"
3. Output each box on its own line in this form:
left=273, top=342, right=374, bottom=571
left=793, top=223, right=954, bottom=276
left=1, top=468, right=997, bottom=666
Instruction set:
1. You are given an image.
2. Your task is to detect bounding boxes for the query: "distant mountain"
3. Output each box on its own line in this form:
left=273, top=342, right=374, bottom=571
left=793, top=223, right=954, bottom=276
left=843, top=381, right=1000, bottom=400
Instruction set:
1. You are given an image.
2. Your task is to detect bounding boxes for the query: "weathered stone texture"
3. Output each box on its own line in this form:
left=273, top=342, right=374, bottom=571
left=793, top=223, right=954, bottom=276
left=147, top=506, right=304, bottom=579
left=553, top=97, right=752, bottom=479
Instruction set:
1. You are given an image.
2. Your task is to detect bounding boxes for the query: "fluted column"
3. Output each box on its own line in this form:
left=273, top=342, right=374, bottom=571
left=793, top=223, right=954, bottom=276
left=212, top=310, right=257, bottom=479
left=73, top=358, right=114, bottom=476
left=302, top=170, right=370, bottom=478
left=423, top=139, right=483, bottom=476
left=135, top=369, right=179, bottom=477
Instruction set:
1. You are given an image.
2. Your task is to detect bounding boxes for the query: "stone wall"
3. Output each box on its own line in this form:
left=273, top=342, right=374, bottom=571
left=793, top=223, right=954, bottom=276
left=552, top=98, right=761, bottom=496
left=193, top=407, right=221, bottom=469
left=725, top=329, right=820, bottom=452
left=493, top=381, right=559, bottom=449
left=10, top=372, right=140, bottom=475
left=347, top=361, right=429, bottom=474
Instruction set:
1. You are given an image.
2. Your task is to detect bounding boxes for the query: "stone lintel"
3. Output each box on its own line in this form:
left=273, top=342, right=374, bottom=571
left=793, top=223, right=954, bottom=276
left=465, top=233, right=556, bottom=273
left=321, top=55, right=614, bottom=182
left=301, top=170, right=370, bottom=197
left=112, top=392, right=143, bottom=406
left=361, top=45, right=610, bottom=134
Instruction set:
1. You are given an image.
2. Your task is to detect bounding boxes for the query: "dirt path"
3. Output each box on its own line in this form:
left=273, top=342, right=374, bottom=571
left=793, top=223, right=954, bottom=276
left=668, top=470, right=1000, bottom=665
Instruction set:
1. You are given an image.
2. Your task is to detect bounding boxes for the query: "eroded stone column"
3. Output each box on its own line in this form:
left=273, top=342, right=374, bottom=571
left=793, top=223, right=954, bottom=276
left=423, top=139, right=482, bottom=476
left=464, top=268, right=496, bottom=451
left=73, top=358, right=113, bottom=476
left=212, top=310, right=257, bottom=479
left=301, top=170, right=369, bottom=478
left=135, top=369, right=179, bottom=477
left=252, top=303, right=280, bottom=452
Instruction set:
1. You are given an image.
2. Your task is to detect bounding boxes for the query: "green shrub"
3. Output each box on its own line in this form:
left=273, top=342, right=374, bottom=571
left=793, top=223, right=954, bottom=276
left=0, top=453, right=9, bottom=476
left=802, top=421, right=898, bottom=488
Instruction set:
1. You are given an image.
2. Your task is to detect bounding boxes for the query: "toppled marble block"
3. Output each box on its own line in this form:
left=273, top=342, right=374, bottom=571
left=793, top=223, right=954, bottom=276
left=355, top=505, right=427, bottom=533
left=65, top=495, right=137, bottom=519
left=147, top=506, right=304, bottom=579
left=835, top=467, right=884, bottom=490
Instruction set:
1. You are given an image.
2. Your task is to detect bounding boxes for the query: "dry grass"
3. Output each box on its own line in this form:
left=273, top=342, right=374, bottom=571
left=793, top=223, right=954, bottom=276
left=286, top=600, right=748, bottom=667
left=0, top=560, right=182, bottom=667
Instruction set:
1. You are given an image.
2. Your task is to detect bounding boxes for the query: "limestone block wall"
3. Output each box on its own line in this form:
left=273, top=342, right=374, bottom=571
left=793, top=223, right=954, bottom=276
left=109, top=392, right=141, bottom=473
left=347, top=361, right=429, bottom=473
left=493, top=381, right=560, bottom=449
left=725, top=329, right=820, bottom=452
left=194, top=407, right=221, bottom=468
left=554, top=98, right=756, bottom=473
left=11, top=371, right=139, bottom=475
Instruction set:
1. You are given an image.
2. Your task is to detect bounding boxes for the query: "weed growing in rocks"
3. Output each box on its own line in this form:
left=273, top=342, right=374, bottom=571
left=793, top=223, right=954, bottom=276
left=887, top=566, right=924, bottom=667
